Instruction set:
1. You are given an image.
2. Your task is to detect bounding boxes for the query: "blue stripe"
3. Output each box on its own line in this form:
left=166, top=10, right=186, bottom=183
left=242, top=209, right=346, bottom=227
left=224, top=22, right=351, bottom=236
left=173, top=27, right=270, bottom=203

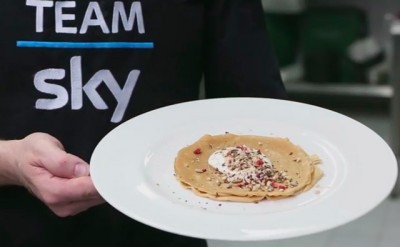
left=16, top=41, right=154, bottom=49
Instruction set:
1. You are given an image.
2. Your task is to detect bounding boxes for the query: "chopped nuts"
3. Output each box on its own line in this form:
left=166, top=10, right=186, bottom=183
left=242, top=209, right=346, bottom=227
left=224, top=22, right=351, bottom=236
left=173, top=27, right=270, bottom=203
left=203, top=144, right=298, bottom=193
left=253, top=184, right=261, bottom=191
left=195, top=168, right=206, bottom=173
left=293, top=157, right=301, bottom=163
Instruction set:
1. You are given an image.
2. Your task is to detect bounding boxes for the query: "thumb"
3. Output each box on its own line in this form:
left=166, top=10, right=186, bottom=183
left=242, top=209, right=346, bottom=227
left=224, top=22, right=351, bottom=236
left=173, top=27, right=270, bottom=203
left=42, top=147, right=90, bottom=179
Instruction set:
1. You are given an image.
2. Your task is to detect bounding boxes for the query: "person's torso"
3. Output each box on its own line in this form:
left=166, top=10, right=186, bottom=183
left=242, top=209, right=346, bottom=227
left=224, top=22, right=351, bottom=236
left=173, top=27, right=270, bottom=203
left=0, top=1, right=207, bottom=246
left=0, top=0, right=204, bottom=160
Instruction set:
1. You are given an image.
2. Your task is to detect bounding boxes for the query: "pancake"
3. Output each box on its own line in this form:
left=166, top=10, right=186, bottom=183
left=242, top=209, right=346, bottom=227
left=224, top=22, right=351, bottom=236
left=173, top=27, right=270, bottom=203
left=174, top=133, right=323, bottom=202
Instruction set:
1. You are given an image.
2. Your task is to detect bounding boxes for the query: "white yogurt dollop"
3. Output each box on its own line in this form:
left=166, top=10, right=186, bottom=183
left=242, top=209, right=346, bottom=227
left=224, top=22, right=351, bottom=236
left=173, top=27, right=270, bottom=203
left=208, top=146, right=273, bottom=183
left=208, top=148, right=231, bottom=174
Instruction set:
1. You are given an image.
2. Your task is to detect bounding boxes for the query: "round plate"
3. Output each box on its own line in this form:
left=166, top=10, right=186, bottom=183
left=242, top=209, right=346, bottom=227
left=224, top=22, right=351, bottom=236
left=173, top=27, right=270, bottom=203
left=90, top=98, right=398, bottom=241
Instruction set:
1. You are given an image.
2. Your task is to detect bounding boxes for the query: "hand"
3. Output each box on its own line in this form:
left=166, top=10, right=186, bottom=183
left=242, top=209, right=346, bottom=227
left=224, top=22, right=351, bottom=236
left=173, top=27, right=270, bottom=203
left=13, top=133, right=104, bottom=217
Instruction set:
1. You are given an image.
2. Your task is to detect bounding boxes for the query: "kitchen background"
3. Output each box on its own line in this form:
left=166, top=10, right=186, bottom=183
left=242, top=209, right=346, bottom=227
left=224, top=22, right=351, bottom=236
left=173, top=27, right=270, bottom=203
left=207, top=0, right=400, bottom=246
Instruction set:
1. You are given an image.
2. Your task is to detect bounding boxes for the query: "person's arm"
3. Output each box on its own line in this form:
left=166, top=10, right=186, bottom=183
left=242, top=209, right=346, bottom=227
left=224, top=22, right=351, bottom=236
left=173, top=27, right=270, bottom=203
left=0, top=133, right=104, bottom=217
left=0, top=140, right=20, bottom=186
left=204, top=0, right=287, bottom=99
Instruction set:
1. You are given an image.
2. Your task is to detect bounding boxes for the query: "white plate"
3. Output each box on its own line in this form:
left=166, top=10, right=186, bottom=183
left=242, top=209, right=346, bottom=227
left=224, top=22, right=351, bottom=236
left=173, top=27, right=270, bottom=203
left=90, top=98, right=398, bottom=241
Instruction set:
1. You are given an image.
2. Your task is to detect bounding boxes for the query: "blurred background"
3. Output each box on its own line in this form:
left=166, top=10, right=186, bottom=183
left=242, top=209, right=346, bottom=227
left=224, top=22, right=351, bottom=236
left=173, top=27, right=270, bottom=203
left=208, top=0, right=400, bottom=246
left=263, top=0, right=397, bottom=103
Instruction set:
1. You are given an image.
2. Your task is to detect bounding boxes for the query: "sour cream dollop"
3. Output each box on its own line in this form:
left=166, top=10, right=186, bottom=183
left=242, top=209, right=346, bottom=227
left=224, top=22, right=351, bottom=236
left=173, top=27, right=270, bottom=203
left=208, top=145, right=273, bottom=183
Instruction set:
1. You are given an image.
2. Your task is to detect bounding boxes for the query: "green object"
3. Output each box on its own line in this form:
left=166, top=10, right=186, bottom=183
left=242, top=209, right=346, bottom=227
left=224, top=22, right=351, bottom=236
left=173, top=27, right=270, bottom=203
left=300, top=6, right=369, bottom=83
left=265, top=13, right=300, bottom=68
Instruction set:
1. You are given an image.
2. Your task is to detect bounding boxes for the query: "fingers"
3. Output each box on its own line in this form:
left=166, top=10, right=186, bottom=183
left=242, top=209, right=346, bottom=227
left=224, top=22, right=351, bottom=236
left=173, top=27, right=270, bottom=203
left=40, top=145, right=90, bottom=179
left=59, top=176, right=103, bottom=202
left=37, top=176, right=105, bottom=217
left=47, top=153, right=90, bottom=179
left=40, top=176, right=102, bottom=204
left=50, top=197, right=105, bottom=217
left=22, top=133, right=90, bottom=179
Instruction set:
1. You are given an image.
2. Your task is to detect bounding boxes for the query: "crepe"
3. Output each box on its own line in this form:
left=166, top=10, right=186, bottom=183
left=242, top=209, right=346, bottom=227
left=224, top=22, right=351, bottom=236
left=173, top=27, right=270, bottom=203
left=174, top=133, right=323, bottom=202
